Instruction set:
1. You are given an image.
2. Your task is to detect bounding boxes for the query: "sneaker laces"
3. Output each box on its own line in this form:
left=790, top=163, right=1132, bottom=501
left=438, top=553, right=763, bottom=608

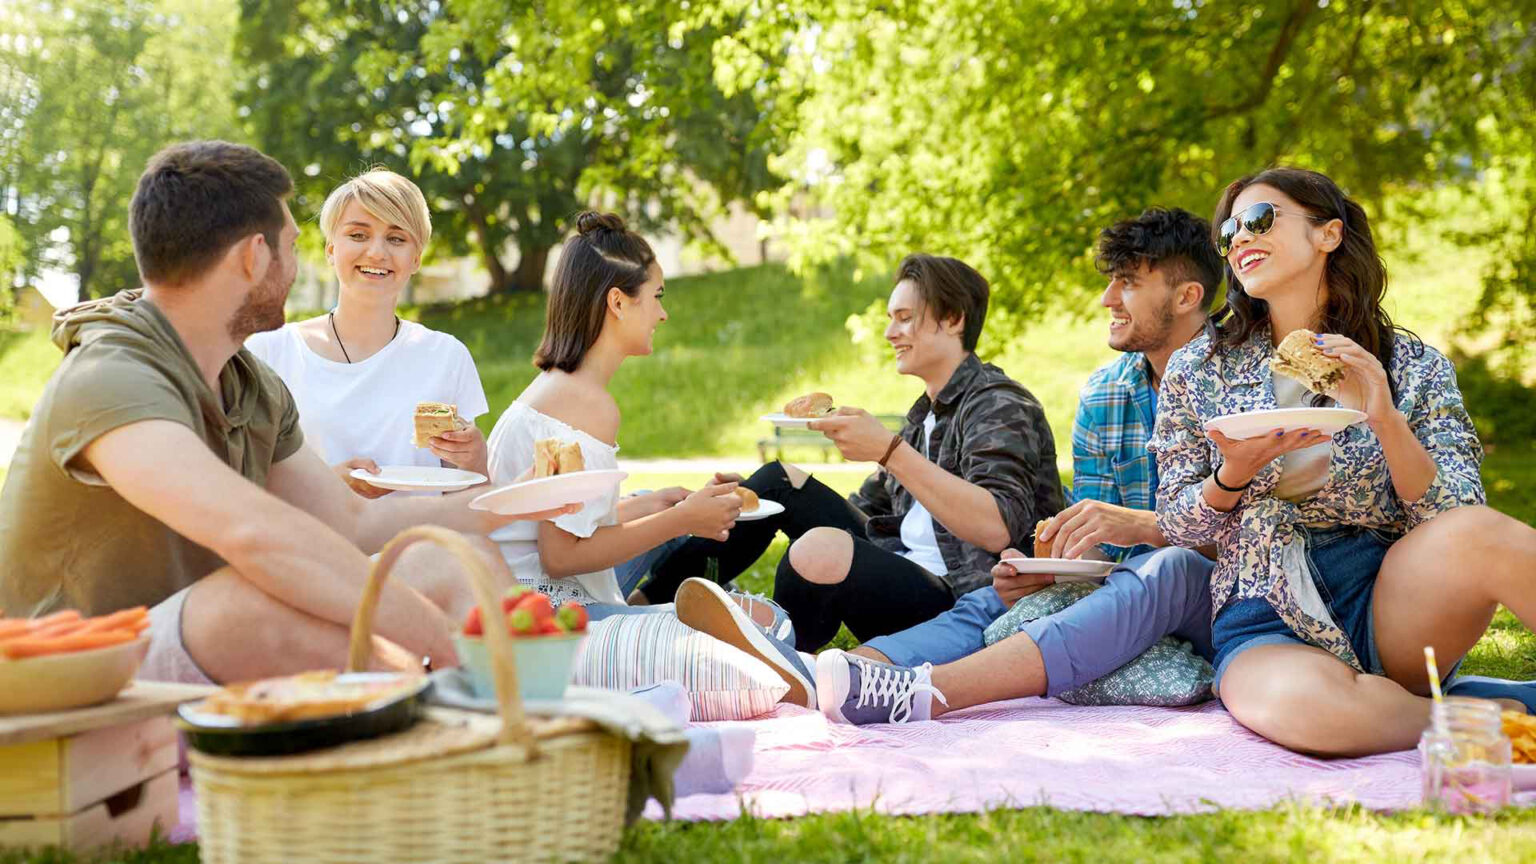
left=853, top=659, right=948, bottom=724
left=729, top=590, right=781, bottom=633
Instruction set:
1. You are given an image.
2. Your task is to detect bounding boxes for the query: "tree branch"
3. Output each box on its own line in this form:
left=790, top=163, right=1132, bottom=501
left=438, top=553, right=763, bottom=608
left=1205, top=0, right=1318, bottom=121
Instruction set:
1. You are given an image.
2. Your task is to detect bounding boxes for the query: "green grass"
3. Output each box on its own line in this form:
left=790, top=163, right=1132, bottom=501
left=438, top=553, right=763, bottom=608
left=0, top=327, right=55, bottom=422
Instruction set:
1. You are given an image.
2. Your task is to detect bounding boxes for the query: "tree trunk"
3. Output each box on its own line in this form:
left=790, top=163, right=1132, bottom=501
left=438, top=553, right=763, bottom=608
left=507, top=241, right=551, bottom=294
left=480, top=244, right=512, bottom=295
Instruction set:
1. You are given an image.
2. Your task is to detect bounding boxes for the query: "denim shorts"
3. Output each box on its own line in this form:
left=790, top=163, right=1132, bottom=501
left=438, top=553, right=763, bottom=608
left=1211, top=524, right=1400, bottom=690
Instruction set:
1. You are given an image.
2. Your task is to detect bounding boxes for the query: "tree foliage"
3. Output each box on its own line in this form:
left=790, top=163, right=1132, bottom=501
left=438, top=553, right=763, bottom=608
left=237, top=0, right=783, bottom=293
left=0, top=0, right=238, bottom=302
left=730, top=0, right=1536, bottom=331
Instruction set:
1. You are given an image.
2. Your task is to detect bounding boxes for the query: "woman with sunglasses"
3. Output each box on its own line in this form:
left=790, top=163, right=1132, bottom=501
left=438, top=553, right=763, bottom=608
left=1149, top=167, right=1536, bottom=756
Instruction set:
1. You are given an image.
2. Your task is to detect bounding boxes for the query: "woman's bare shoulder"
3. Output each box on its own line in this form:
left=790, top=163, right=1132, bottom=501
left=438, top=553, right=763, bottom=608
left=520, top=373, right=620, bottom=443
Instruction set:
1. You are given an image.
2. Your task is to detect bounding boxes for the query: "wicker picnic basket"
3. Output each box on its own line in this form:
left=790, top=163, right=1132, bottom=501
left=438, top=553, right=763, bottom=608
left=188, top=526, right=631, bottom=864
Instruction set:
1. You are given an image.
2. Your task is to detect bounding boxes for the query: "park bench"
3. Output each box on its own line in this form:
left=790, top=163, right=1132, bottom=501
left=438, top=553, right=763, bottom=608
left=757, top=414, right=907, bottom=463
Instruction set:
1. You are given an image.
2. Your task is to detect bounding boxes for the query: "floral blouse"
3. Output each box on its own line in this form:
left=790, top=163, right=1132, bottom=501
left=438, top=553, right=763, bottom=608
left=1148, top=322, right=1485, bottom=670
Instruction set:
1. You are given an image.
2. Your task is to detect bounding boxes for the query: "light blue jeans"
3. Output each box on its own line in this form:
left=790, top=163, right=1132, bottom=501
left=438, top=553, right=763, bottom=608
left=864, top=547, right=1216, bottom=698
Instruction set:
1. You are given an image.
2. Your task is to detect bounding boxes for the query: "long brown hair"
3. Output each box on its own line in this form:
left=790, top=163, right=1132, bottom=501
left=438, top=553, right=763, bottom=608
left=1209, top=167, right=1418, bottom=378
left=534, top=211, right=657, bottom=372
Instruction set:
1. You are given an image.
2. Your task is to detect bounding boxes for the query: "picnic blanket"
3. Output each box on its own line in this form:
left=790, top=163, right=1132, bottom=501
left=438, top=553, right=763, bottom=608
left=170, top=697, right=1533, bottom=841
left=643, top=698, right=1536, bottom=820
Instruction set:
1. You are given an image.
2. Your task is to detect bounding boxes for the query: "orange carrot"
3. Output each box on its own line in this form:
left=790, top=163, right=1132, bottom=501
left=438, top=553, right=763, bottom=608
left=0, top=619, right=86, bottom=644
left=76, top=607, right=149, bottom=635
left=1, top=630, right=137, bottom=660
left=0, top=620, right=33, bottom=639
left=31, top=610, right=83, bottom=627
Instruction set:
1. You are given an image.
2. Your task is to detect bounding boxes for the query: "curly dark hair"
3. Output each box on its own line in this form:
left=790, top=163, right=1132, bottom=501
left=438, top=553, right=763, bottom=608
left=1094, top=207, right=1223, bottom=310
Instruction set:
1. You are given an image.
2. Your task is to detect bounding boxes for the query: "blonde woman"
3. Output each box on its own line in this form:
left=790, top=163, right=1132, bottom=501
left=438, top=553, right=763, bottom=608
left=247, top=168, right=489, bottom=496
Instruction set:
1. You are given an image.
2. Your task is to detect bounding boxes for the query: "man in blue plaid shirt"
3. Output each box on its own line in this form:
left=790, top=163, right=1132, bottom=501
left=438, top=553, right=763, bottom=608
left=817, top=208, right=1222, bottom=724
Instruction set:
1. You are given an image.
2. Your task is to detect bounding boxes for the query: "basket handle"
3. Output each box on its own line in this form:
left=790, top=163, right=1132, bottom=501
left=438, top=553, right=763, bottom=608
left=346, top=525, right=536, bottom=752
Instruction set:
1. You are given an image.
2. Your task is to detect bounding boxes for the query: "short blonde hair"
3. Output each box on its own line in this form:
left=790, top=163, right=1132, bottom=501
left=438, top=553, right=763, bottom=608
left=318, top=167, right=432, bottom=249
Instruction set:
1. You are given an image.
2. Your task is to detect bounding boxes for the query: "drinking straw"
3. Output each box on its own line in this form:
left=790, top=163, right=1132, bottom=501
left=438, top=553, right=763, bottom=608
left=1424, top=646, right=1445, bottom=706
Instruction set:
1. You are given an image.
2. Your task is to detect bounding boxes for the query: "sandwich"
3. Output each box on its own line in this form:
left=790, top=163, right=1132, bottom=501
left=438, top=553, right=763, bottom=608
left=735, top=487, right=760, bottom=513
left=533, top=439, right=585, bottom=478
left=783, top=392, right=835, bottom=419
left=1032, top=517, right=1055, bottom=559
left=1270, top=329, right=1345, bottom=394
left=413, top=401, right=470, bottom=447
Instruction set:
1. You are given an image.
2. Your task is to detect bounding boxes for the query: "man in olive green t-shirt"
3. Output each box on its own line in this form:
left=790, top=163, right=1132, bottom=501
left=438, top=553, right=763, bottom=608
left=0, top=142, right=567, bottom=684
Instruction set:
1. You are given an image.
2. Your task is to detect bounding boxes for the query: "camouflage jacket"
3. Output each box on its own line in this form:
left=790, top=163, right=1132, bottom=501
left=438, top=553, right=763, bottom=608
left=849, top=353, right=1064, bottom=596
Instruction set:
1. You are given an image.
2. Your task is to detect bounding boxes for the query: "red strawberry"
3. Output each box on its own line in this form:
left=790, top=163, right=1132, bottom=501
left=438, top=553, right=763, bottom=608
left=507, top=608, right=538, bottom=636
left=463, top=606, right=484, bottom=637
left=513, top=593, right=555, bottom=622
left=537, top=620, right=562, bottom=635
left=500, top=585, right=533, bottom=614
left=555, top=603, right=588, bottom=633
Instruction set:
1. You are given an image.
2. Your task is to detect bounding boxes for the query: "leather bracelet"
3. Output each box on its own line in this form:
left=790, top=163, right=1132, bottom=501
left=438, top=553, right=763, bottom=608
left=1211, top=463, right=1253, bottom=493
left=877, top=433, right=904, bottom=468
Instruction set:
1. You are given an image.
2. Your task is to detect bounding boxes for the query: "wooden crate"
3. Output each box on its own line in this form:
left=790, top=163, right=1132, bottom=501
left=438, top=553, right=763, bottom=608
left=0, top=681, right=211, bottom=853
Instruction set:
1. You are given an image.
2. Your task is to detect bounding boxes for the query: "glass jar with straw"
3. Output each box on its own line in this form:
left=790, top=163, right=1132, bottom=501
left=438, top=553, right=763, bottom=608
left=1419, top=646, right=1512, bottom=813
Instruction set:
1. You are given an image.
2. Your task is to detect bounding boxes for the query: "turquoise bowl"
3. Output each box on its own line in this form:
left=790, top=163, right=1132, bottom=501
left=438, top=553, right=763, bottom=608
left=453, top=632, right=586, bottom=702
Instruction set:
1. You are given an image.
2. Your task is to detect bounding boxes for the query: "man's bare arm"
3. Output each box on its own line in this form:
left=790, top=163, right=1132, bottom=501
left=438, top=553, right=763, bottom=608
left=82, top=421, right=456, bottom=662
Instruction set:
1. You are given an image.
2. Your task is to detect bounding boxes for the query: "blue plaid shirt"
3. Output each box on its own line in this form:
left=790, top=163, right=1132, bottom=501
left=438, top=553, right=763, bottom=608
left=1071, top=351, right=1159, bottom=560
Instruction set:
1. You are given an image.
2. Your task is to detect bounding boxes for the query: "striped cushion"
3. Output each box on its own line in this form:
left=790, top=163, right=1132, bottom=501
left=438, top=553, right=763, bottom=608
left=572, top=613, right=788, bottom=721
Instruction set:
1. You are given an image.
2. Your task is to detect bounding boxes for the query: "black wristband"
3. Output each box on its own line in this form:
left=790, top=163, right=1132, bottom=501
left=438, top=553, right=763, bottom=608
left=1211, top=463, right=1253, bottom=493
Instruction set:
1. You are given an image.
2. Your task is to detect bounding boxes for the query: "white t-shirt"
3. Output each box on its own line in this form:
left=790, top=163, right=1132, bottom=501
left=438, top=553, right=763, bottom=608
left=486, top=401, right=624, bottom=607
left=1272, top=374, right=1332, bottom=502
left=899, top=413, right=948, bottom=576
left=245, top=319, right=488, bottom=468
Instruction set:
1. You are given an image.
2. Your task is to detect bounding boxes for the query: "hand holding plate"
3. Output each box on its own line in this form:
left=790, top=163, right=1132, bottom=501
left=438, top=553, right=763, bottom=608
left=1208, top=426, right=1330, bottom=487
left=336, top=458, right=392, bottom=499
left=991, top=550, right=1054, bottom=604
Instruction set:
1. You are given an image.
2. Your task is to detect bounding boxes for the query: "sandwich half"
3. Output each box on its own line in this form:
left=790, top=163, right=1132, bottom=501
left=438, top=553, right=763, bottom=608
left=533, top=439, right=585, bottom=478
left=1270, top=329, right=1346, bottom=394
left=784, top=392, right=835, bottom=418
left=1032, top=517, right=1055, bottom=559
left=413, top=402, right=470, bottom=447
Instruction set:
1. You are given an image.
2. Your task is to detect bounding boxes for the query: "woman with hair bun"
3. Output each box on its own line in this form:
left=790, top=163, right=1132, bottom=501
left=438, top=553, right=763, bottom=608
left=483, top=211, right=816, bottom=707
left=247, top=168, right=489, bottom=497
left=1149, top=166, right=1536, bottom=756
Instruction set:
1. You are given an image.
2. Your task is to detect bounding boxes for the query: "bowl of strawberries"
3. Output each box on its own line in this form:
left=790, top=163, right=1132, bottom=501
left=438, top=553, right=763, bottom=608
left=452, top=586, right=590, bottom=702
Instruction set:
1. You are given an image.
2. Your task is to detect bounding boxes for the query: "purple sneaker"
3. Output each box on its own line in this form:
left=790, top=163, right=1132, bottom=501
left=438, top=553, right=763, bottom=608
left=816, top=649, right=947, bottom=725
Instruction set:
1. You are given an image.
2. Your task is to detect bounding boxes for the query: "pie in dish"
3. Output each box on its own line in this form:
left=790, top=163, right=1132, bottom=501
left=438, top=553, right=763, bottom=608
left=199, top=670, right=421, bottom=725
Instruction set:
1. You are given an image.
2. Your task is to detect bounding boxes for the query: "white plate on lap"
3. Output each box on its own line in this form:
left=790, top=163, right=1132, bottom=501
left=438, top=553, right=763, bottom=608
left=1001, top=557, right=1116, bottom=583
left=1205, top=407, right=1367, bottom=440
left=351, top=466, right=488, bottom=492
left=469, top=470, right=627, bottom=515
left=760, top=413, right=823, bottom=429
left=735, top=499, right=786, bottom=522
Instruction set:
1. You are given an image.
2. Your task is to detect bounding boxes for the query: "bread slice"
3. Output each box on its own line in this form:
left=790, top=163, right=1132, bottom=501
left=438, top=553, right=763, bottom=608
left=783, top=392, right=835, bottom=418
left=1032, top=517, right=1055, bottom=559
left=413, top=401, right=469, bottom=447
left=533, top=439, right=585, bottom=478
left=1270, top=329, right=1346, bottom=394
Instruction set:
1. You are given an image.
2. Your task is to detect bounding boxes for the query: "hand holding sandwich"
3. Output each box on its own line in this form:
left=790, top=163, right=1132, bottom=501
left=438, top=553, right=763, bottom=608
left=426, top=425, right=489, bottom=476
left=673, top=481, right=743, bottom=542
left=1313, top=333, right=1397, bottom=429
left=809, top=407, right=900, bottom=463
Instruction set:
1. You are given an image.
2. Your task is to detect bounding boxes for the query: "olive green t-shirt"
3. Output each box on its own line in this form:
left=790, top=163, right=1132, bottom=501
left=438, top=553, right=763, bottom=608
left=0, top=290, right=304, bottom=616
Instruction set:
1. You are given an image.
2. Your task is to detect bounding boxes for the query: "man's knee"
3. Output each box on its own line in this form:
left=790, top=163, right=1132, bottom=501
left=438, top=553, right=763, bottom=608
left=785, top=527, right=855, bottom=585
left=1137, top=547, right=1212, bottom=602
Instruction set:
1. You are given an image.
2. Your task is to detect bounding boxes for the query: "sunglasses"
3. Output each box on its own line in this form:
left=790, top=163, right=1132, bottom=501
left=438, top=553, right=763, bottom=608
left=1216, top=201, right=1331, bottom=257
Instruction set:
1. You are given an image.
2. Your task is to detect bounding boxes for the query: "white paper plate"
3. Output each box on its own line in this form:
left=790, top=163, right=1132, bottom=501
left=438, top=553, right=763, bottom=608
left=1204, top=407, right=1367, bottom=441
left=1000, top=557, right=1116, bottom=583
left=351, top=466, right=488, bottom=492
left=760, top=413, right=826, bottom=429
left=735, top=499, right=786, bottom=522
left=468, top=469, right=627, bottom=516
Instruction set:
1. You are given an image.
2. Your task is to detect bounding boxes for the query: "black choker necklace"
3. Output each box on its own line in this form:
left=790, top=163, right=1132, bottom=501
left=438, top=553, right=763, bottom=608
left=329, top=310, right=399, bottom=364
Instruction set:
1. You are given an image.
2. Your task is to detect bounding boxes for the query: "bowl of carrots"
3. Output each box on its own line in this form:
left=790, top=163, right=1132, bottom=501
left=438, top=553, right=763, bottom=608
left=0, top=607, right=152, bottom=715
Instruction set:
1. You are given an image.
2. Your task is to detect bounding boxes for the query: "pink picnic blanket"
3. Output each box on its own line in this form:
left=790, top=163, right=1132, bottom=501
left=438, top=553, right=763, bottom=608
left=643, top=697, right=1523, bottom=820
left=170, top=697, right=1531, bottom=840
